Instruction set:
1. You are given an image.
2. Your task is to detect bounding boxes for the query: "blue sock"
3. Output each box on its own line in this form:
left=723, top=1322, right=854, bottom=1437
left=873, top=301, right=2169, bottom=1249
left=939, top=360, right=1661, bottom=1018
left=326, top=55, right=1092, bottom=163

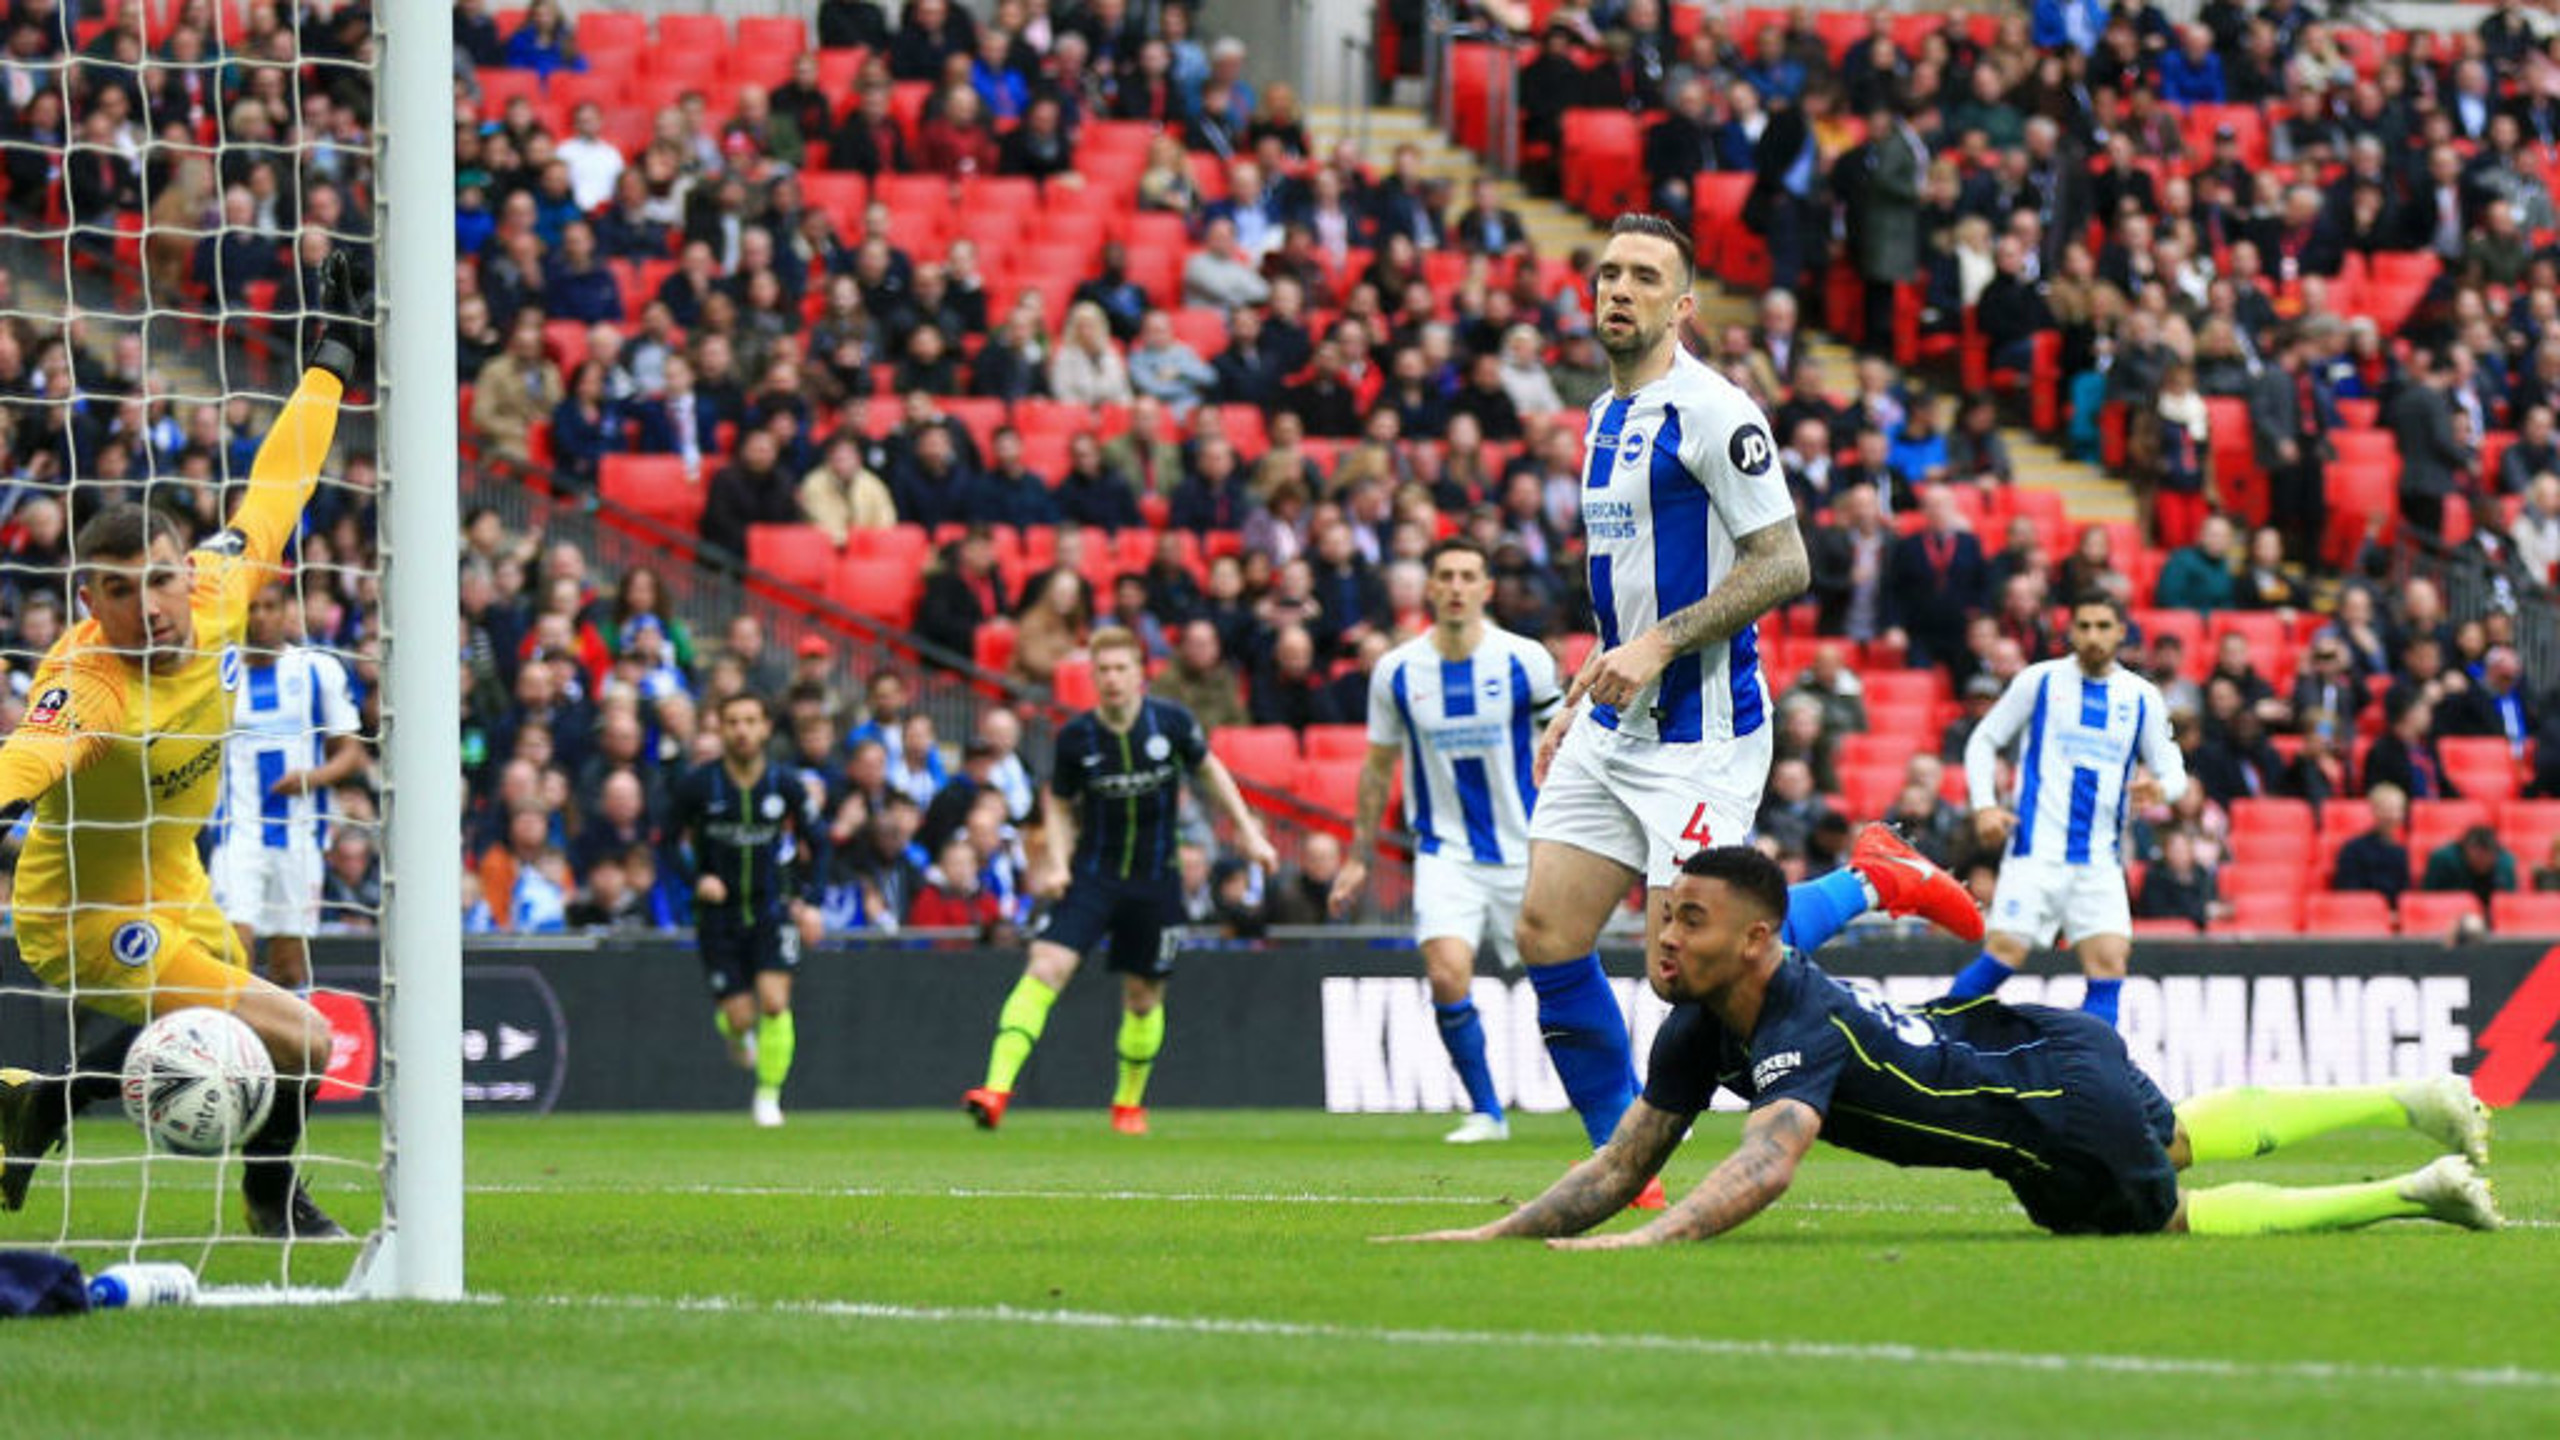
left=1780, top=869, right=1872, bottom=954
left=1947, top=953, right=2014, bottom=1000
left=1527, top=954, right=1636, bottom=1148
left=2082, top=977, right=2124, bottom=1027
left=1434, top=999, right=1503, bottom=1122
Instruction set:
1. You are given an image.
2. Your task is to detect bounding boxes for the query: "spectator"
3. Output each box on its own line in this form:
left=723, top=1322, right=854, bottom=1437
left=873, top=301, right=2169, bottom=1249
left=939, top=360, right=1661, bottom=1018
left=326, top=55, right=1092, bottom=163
left=1781, top=643, right=1868, bottom=738
left=799, top=432, right=898, bottom=548
left=2155, top=513, right=2238, bottom=614
left=1128, top=310, right=1218, bottom=415
left=471, top=309, right=564, bottom=466
left=2533, top=836, right=2560, bottom=893
left=2364, top=693, right=2461, bottom=802
left=1265, top=833, right=1358, bottom=926
left=2439, top=646, right=2536, bottom=755
left=1170, top=436, right=1257, bottom=533
left=1154, top=619, right=1249, bottom=732
left=2421, top=824, right=2518, bottom=911
left=1249, top=624, right=1341, bottom=730
left=2390, top=349, right=2466, bottom=541
left=1884, top=486, right=1987, bottom=667
left=914, top=84, right=998, bottom=176
left=2135, top=828, right=2218, bottom=929
left=502, top=0, right=585, bottom=77
left=889, top=424, right=982, bottom=530
left=1010, top=569, right=1094, bottom=689
left=916, top=528, right=1010, bottom=660
left=1755, top=757, right=1833, bottom=860
left=698, top=430, right=801, bottom=566
left=2330, top=782, right=2412, bottom=907
left=547, top=360, right=628, bottom=493
left=1050, top=300, right=1135, bottom=406
left=1806, top=481, right=1890, bottom=641
left=910, top=834, right=1005, bottom=937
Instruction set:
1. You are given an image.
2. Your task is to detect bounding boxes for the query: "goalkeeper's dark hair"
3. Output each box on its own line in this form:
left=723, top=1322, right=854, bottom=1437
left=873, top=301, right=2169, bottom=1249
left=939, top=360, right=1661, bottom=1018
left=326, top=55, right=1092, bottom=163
left=1608, top=212, right=1696, bottom=285
left=74, top=502, right=184, bottom=570
left=1677, top=846, right=1790, bottom=925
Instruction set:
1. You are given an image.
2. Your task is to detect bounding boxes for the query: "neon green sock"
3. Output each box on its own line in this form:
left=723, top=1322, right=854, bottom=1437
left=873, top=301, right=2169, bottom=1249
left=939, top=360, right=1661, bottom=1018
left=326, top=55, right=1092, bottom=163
left=985, top=975, right=1060, bottom=1093
left=2182, top=1178, right=2423, bottom=1235
left=755, top=1011, right=796, bottom=1094
left=1113, top=1006, right=1166, bottom=1109
left=2175, top=1085, right=2407, bottom=1163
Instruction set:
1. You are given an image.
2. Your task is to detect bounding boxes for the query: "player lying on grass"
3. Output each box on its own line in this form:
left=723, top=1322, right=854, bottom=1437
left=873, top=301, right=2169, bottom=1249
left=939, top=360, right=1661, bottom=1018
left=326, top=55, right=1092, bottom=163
left=0, top=254, right=367, bottom=1239
left=1391, top=846, right=2499, bottom=1248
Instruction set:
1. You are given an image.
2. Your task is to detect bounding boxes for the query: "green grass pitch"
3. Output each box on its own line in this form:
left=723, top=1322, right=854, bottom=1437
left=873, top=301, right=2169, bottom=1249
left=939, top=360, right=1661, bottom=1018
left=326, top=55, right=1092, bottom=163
left=8, top=1105, right=2558, bottom=1438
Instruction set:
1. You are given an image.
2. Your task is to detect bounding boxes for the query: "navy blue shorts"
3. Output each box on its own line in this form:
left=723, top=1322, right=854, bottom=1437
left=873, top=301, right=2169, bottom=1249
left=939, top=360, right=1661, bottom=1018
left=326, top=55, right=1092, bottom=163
left=2002, top=1009, right=2181, bottom=1236
left=697, top=911, right=801, bottom=1000
left=1038, top=876, right=1183, bottom=979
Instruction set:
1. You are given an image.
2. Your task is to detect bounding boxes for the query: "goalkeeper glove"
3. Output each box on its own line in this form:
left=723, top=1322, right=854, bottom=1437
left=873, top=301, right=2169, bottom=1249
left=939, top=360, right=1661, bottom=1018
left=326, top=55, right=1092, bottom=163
left=305, top=249, right=373, bottom=386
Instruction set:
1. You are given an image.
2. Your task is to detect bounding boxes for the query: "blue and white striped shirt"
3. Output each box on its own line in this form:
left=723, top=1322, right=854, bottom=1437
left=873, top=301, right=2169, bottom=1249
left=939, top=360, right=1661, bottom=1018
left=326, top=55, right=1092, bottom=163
left=1964, top=658, right=2188, bottom=866
left=1367, top=626, right=1561, bottom=867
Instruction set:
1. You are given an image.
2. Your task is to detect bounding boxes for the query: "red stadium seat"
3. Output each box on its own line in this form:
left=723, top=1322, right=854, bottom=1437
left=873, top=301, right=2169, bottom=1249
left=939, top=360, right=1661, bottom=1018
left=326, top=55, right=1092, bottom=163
left=825, top=557, right=921, bottom=629
left=1303, top=725, right=1372, bottom=763
left=657, top=13, right=728, bottom=53
left=972, top=619, right=1018, bottom=675
left=2218, top=862, right=2307, bottom=897
left=1212, top=726, right=1303, bottom=789
left=1290, top=758, right=1364, bottom=825
left=2229, top=798, right=2315, bottom=850
left=2221, top=892, right=2305, bottom=933
left=745, top=525, right=836, bottom=592
left=800, top=173, right=869, bottom=230
left=2491, top=893, right=2560, bottom=934
left=2500, top=800, right=2560, bottom=869
left=735, top=15, right=808, bottom=54
left=1050, top=656, right=1098, bottom=709
left=2302, top=893, right=2392, bottom=934
left=2439, top=738, right=2524, bottom=803
left=598, top=455, right=706, bottom=531
left=575, top=11, right=647, bottom=52
left=2399, top=892, right=2483, bottom=937
left=2409, top=800, right=2496, bottom=872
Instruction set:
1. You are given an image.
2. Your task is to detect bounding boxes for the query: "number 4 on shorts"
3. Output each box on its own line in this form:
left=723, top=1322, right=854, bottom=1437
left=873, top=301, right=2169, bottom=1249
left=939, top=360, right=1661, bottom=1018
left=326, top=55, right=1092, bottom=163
left=1680, top=804, right=1715, bottom=847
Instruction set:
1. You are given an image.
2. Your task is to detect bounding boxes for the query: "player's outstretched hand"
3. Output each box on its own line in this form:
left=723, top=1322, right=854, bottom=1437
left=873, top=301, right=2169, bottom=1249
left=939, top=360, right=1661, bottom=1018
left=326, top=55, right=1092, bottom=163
left=2127, top=776, right=2166, bottom=808
left=305, top=249, right=373, bottom=385
left=1327, top=856, right=1368, bottom=917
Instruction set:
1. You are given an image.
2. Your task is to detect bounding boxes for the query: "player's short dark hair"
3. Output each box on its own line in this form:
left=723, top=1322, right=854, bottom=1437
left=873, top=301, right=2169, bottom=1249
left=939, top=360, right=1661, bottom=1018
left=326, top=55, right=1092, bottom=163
left=718, top=690, right=772, bottom=721
left=1608, top=212, right=1696, bottom=285
left=1678, top=846, right=1790, bottom=924
left=1423, top=536, right=1491, bottom=576
left=74, top=502, right=183, bottom=569
left=2069, top=591, right=2127, bottom=623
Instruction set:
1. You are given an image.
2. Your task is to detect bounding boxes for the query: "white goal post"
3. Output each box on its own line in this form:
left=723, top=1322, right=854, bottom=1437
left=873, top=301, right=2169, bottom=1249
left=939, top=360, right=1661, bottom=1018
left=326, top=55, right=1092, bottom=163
left=352, top=0, right=463, bottom=1302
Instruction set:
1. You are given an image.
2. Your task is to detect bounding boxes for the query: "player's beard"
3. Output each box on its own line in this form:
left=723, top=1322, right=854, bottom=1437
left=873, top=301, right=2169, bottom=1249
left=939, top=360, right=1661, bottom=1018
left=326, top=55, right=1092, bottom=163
left=1599, top=315, right=1661, bottom=360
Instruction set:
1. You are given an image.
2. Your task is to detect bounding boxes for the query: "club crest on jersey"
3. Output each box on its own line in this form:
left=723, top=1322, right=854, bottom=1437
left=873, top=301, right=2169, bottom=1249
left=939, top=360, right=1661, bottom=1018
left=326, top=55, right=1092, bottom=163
left=110, top=921, right=160, bottom=968
left=1144, top=734, right=1172, bottom=762
left=26, top=686, right=68, bottom=726
left=1729, top=424, right=1775, bottom=475
left=761, top=793, right=786, bottom=820
left=1618, top=431, right=1647, bottom=466
left=218, top=645, right=243, bottom=692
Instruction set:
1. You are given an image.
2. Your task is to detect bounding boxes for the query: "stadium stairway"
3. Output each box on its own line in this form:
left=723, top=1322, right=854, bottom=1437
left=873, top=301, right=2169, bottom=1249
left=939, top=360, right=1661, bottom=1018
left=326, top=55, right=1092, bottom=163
left=1307, top=104, right=2134, bottom=528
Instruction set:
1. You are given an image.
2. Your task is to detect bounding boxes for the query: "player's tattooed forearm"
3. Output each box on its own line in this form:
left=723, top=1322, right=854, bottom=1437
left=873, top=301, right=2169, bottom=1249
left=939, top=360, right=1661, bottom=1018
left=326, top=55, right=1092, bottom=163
left=1491, top=1104, right=1685, bottom=1237
left=1649, top=520, right=1811, bottom=657
left=1353, top=755, right=1393, bottom=850
left=1647, top=1102, right=1814, bottom=1242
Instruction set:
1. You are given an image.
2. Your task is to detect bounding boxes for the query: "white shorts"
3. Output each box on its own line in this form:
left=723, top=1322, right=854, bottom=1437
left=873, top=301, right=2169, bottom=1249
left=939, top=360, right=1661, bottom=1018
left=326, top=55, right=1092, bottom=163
left=1412, top=850, right=1527, bottom=968
left=1987, top=854, right=2132, bottom=948
left=208, top=839, right=324, bottom=941
left=1526, top=719, right=1771, bottom=889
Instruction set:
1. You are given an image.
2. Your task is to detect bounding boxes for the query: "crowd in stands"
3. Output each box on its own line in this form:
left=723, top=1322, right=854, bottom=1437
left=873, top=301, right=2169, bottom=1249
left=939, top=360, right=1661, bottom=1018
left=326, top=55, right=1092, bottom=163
left=5, top=1, right=2560, bottom=935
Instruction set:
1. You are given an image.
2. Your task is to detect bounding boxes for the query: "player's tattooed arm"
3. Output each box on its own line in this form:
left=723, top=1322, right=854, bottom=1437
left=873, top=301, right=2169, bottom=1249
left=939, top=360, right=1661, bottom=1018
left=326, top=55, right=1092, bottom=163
left=1553, top=1099, right=1820, bottom=1249
left=1647, top=517, right=1811, bottom=658
left=1482, top=1102, right=1689, bottom=1238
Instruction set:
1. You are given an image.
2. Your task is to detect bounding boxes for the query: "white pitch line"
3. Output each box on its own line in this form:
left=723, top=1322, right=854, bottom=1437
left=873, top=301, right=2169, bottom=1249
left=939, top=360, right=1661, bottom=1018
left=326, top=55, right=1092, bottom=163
left=462, top=1182, right=2004, bottom=1216
left=514, top=1292, right=2560, bottom=1393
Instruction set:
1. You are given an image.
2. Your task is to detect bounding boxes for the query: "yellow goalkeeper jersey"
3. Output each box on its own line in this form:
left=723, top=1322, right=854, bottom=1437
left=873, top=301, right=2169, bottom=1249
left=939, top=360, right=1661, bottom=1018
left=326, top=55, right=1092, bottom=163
left=0, top=372, right=341, bottom=950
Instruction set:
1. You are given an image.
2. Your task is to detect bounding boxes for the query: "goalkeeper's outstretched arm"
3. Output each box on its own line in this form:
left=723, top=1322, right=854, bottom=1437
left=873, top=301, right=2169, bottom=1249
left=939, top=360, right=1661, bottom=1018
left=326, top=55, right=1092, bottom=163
left=233, top=251, right=366, bottom=569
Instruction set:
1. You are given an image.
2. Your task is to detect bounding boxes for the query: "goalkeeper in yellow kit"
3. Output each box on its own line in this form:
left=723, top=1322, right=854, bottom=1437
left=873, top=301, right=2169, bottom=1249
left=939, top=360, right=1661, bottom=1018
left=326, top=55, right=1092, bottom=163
left=0, top=254, right=366, bottom=1238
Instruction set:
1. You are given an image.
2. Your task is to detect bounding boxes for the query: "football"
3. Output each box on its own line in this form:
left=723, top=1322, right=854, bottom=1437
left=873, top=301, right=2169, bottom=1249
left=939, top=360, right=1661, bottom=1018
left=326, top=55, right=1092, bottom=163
left=120, top=1010, right=277, bottom=1155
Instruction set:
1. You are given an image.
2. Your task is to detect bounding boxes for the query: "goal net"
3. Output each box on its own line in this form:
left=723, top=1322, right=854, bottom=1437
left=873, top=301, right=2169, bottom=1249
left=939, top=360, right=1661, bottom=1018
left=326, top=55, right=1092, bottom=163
left=0, top=1, right=457, bottom=1298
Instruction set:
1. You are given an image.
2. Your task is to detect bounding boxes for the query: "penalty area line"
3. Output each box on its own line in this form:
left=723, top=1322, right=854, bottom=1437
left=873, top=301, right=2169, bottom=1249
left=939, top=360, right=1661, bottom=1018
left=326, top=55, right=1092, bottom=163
left=515, top=1292, right=2560, bottom=1392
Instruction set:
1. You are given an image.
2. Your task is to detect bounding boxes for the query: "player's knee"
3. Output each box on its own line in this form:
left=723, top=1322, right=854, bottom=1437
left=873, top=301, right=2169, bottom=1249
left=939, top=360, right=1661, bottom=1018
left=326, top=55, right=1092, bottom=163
left=1514, top=906, right=1587, bottom=968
